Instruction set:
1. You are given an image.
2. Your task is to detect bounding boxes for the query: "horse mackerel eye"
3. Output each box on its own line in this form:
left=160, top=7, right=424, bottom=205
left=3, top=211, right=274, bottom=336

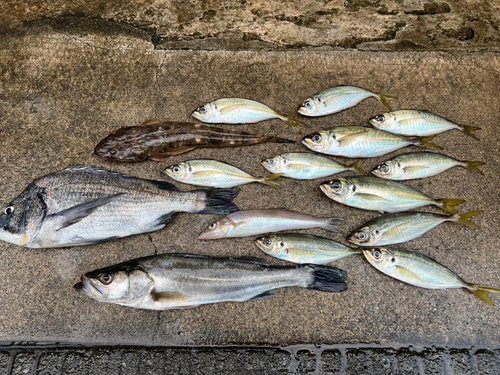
left=172, top=166, right=180, bottom=173
left=199, top=106, right=207, bottom=114
left=304, top=101, right=312, bottom=109
left=264, top=238, right=271, bottom=246
left=376, top=115, right=385, bottom=122
left=332, top=181, right=341, bottom=190
left=373, top=251, right=382, bottom=259
left=312, top=134, right=322, bottom=142
left=268, top=159, right=275, bottom=165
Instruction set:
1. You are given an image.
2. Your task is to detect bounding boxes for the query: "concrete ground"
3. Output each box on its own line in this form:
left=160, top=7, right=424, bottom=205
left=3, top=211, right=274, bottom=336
left=0, top=14, right=500, bottom=373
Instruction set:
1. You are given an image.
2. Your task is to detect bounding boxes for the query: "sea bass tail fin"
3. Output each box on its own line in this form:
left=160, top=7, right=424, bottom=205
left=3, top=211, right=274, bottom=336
left=282, top=116, right=306, bottom=134
left=307, top=264, right=347, bottom=292
left=468, top=284, right=500, bottom=306
left=451, top=210, right=483, bottom=229
left=463, top=160, right=485, bottom=175
left=437, top=199, right=465, bottom=215
left=375, top=92, right=398, bottom=111
left=323, top=217, right=343, bottom=232
left=461, top=125, right=481, bottom=141
left=198, top=188, right=240, bottom=215
left=348, top=159, right=367, bottom=175
left=259, top=173, right=284, bottom=188
left=417, top=135, right=442, bottom=150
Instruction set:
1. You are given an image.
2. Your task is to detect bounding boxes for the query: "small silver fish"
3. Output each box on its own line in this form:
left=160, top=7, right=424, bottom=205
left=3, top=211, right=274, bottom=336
left=198, top=209, right=343, bottom=239
left=255, top=233, right=361, bottom=264
left=0, top=166, right=240, bottom=248
left=164, top=159, right=283, bottom=188
left=371, top=152, right=484, bottom=180
left=320, top=176, right=464, bottom=214
left=348, top=211, right=482, bottom=247
left=192, top=98, right=305, bottom=132
left=369, top=110, right=480, bottom=140
left=302, top=126, right=439, bottom=158
left=363, top=247, right=500, bottom=305
left=261, top=152, right=366, bottom=179
left=75, top=253, right=348, bottom=310
left=298, top=86, right=397, bottom=117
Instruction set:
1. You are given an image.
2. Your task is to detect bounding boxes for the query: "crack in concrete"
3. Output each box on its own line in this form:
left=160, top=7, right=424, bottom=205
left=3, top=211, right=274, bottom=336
left=148, top=235, right=158, bottom=256
left=155, top=53, right=168, bottom=120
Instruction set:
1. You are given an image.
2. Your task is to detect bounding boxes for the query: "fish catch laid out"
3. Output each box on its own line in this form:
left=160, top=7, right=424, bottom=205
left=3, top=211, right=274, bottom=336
left=369, top=110, right=481, bottom=140
left=298, top=86, right=397, bottom=117
left=255, top=234, right=362, bottom=264
left=363, top=247, right=500, bottom=305
left=94, top=120, right=293, bottom=162
left=164, top=159, right=283, bottom=188
left=320, top=176, right=464, bottom=214
left=348, top=211, right=482, bottom=247
left=0, top=166, right=240, bottom=248
left=192, top=98, right=305, bottom=132
left=371, top=152, right=484, bottom=180
left=302, top=126, right=440, bottom=158
left=261, top=152, right=366, bottom=179
left=198, top=209, right=343, bottom=239
left=74, top=253, right=348, bottom=310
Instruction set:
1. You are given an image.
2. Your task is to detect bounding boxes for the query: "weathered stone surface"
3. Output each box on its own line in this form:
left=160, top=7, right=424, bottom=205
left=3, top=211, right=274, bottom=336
left=0, top=1, right=499, bottom=50
left=0, top=19, right=500, bottom=348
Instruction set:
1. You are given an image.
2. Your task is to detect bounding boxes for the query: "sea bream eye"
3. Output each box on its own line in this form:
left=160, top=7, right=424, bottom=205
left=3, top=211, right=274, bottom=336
left=100, top=273, right=113, bottom=285
left=4, top=206, right=14, bottom=215
left=198, top=106, right=207, bottom=114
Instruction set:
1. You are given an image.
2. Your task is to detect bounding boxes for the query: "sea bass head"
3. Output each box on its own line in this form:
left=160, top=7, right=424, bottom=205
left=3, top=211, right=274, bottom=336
left=75, top=261, right=154, bottom=305
left=362, top=247, right=394, bottom=269
left=255, top=235, right=287, bottom=257
left=192, top=102, right=218, bottom=123
left=369, top=112, right=397, bottom=130
left=371, top=161, right=402, bottom=179
left=94, top=126, right=150, bottom=162
left=347, top=225, right=382, bottom=247
left=319, top=178, right=356, bottom=203
left=198, top=217, right=234, bottom=239
left=261, top=155, right=288, bottom=174
left=298, top=97, right=322, bottom=116
left=0, top=184, right=47, bottom=247
left=302, top=130, right=335, bottom=154
left=164, top=161, right=192, bottom=183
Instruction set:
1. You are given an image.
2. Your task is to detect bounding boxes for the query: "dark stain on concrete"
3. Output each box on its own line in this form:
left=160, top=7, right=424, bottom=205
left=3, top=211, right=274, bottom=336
left=404, top=2, right=452, bottom=16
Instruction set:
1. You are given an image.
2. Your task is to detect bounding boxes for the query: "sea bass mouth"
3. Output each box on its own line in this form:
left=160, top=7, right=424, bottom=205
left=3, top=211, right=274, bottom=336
left=74, top=276, right=104, bottom=297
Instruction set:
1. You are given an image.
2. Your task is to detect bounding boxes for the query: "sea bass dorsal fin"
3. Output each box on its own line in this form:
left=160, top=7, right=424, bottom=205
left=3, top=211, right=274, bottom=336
left=356, top=193, right=392, bottom=202
left=395, top=266, right=424, bottom=283
left=140, top=119, right=162, bottom=126
left=146, top=179, right=179, bottom=191
left=152, top=291, right=190, bottom=303
left=54, top=194, right=125, bottom=231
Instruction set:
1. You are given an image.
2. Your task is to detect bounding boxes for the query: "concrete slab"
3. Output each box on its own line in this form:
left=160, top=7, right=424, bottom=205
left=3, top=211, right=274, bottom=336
left=0, top=19, right=499, bottom=347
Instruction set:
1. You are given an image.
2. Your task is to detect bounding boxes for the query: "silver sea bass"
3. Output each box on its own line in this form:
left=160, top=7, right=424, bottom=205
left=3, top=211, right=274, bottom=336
left=198, top=209, right=343, bottom=239
left=348, top=210, right=482, bottom=247
left=372, top=152, right=484, bottom=180
left=75, top=253, right=348, bottom=310
left=363, top=247, right=500, bottom=305
left=192, top=98, right=305, bottom=132
left=262, top=152, right=366, bottom=179
left=302, top=126, right=439, bottom=158
left=256, top=233, right=361, bottom=264
left=164, top=159, right=283, bottom=188
left=0, top=166, right=239, bottom=248
left=369, top=110, right=480, bottom=140
left=320, top=176, right=464, bottom=214
left=298, top=86, right=397, bottom=117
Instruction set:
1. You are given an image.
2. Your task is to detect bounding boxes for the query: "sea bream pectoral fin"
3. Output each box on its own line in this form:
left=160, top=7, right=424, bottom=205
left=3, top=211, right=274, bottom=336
left=53, top=193, right=125, bottom=231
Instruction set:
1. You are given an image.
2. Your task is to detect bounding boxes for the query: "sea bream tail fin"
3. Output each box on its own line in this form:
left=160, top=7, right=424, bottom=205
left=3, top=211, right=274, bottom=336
left=468, top=284, right=500, bottom=306
left=437, top=199, right=465, bottom=215
left=306, top=264, right=347, bottom=292
left=461, top=125, right=481, bottom=141
left=323, top=217, right=343, bottom=233
left=374, top=92, right=398, bottom=111
left=348, top=159, right=367, bottom=175
left=416, top=135, right=442, bottom=150
left=259, top=173, right=284, bottom=188
left=463, top=160, right=485, bottom=175
left=451, top=210, right=483, bottom=229
left=197, top=187, right=240, bottom=215
left=54, top=194, right=125, bottom=230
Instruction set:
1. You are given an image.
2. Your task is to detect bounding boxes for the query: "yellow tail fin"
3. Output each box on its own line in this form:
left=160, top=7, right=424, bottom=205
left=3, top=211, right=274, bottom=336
left=463, top=160, right=484, bottom=175
left=438, top=199, right=465, bottom=214
left=375, top=92, right=398, bottom=111
left=417, top=135, right=442, bottom=150
left=348, top=159, right=367, bottom=175
left=260, top=173, right=284, bottom=188
left=469, top=284, right=500, bottom=306
left=461, top=125, right=481, bottom=141
left=451, top=210, right=482, bottom=229
left=282, top=117, right=306, bottom=134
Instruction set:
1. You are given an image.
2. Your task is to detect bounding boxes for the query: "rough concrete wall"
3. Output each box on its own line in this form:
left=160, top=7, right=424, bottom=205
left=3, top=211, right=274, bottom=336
left=1, top=0, right=499, bottom=50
